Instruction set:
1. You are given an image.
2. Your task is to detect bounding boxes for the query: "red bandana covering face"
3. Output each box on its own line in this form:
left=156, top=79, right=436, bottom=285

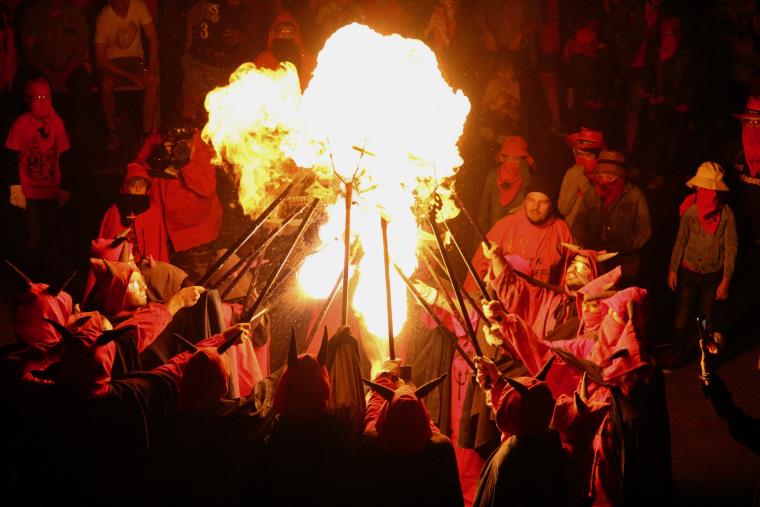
left=742, top=123, right=760, bottom=177
left=497, top=159, right=524, bottom=207
left=679, top=189, right=721, bottom=234
left=575, top=154, right=599, bottom=176
left=593, top=176, right=625, bottom=209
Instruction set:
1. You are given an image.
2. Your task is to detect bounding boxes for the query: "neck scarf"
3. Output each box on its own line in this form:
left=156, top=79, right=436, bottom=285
left=679, top=189, right=721, bottom=234
left=497, top=160, right=524, bottom=207
left=593, top=177, right=625, bottom=209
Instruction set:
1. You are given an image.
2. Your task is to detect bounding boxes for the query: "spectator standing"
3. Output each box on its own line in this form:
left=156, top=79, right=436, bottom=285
left=0, top=4, right=15, bottom=104
left=20, top=0, right=90, bottom=137
left=477, top=135, right=534, bottom=233
left=665, top=162, right=736, bottom=369
left=3, top=78, right=72, bottom=279
left=557, top=127, right=605, bottom=229
left=647, top=16, right=696, bottom=188
left=573, top=150, right=651, bottom=285
left=255, top=11, right=316, bottom=91
left=94, top=0, right=159, bottom=149
left=181, top=0, right=257, bottom=121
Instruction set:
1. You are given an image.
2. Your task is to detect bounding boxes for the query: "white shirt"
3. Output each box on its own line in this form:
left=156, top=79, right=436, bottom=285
left=95, top=0, right=153, bottom=60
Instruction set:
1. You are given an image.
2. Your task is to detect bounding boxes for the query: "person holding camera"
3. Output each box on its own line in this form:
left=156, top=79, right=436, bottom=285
left=664, top=162, right=737, bottom=371
left=136, top=125, right=222, bottom=281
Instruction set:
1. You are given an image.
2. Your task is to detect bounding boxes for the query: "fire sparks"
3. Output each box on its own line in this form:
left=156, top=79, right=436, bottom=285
left=203, top=23, right=470, bottom=360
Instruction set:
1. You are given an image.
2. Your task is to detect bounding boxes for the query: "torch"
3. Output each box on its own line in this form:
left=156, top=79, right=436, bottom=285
left=243, top=198, right=320, bottom=322
left=197, top=173, right=306, bottom=287
left=380, top=216, right=395, bottom=360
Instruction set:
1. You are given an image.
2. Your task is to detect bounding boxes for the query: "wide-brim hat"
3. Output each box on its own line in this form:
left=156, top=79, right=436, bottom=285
left=686, top=161, right=729, bottom=191
left=733, top=96, right=760, bottom=121
left=566, top=127, right=605, bottom=151
left=594, top=150, right=626, bottom=177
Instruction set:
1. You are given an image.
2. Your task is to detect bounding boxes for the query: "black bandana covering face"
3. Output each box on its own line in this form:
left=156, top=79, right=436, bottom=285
left=116, top=194, right=151, bottom=226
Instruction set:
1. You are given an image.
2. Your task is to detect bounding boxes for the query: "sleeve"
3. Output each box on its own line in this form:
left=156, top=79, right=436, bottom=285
left=668, top=214, right=689, bottom=273
left=557, top=168, right=578, bottom=217
left=179, top=132, right=217, bottom=196
left=117, top=302, right=173, bottom=352
left=723, top=207, right=738, bottom=280
left=94, top=11, right=108, bottom=45
left=363, top=373, right=396, bottom=433
left=702, top=375, right=760, bottom=455
left=137, top=0, right=154, bottom=26
left=5, top=117, right=23, bottom=151
left=152, top=332, right=226, bottom=382
left=629, top=189, right=652, bottom=251
left=496, top=313, right=549, bottom=375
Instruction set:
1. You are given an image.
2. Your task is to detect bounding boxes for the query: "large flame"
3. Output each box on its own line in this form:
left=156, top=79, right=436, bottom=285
left=203, top=24, right=470, bottom=367
left=202, top=62, right=304, bottom=216
left=295, top=24, right=470, bottom=346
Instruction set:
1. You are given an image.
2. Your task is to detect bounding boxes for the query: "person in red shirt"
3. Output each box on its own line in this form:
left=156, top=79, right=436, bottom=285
left=99, top=161, right=170, bottom=263
left=137, top=127, right=222, bottom=280
left=3, top=77, right=72, bottom=279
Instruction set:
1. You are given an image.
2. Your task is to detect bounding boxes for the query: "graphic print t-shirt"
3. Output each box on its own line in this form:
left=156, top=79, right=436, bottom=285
left=95, top=0, right=153, bottom=60
left=5, top=112, right=70, bottom=200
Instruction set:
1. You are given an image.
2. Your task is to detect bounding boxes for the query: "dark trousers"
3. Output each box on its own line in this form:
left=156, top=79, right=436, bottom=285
left=672, top=267, right=723, bottom=357
left=23, top=198, right=59, bottom=281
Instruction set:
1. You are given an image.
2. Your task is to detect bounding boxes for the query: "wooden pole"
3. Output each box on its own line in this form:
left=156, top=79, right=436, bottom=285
left=381, top=217, right=395, bottom=360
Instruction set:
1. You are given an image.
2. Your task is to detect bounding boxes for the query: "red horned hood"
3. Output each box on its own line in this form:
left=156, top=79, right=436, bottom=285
left=495, top=376, right=556, bottom=437
left=90, top=259, right=140, bottom=317
left=178, top=347, right=230, bottom=413
left=15, top=283, right=73, bottom=349
left=273, top=354, right=331, bottom=419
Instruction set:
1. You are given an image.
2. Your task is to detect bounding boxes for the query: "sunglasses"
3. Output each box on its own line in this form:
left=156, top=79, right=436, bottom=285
left=27, top=94, right=52, bottom=101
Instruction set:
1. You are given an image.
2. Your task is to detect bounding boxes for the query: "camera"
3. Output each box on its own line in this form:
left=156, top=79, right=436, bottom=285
left=146, top=125, right=196, bottom=173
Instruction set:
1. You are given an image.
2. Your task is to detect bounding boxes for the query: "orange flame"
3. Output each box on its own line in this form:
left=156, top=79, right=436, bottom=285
left=202, top=24, right=470, bottom=371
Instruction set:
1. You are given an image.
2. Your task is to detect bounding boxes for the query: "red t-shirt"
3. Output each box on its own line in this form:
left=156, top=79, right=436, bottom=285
left=5, top=112, right=69, bottom=200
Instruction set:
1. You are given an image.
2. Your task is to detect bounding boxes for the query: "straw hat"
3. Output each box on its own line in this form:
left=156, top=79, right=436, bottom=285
left=733, top=96, right=760, bottom=121
left=686, top=162, right=729, bottom=191
left=594, top=150, right=626, bottom=176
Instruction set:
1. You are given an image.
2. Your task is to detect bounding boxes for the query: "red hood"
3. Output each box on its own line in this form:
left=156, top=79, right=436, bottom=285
left=551, top=392, right=609, bottom=452
left=178, top=347, right=230, bottom=413
left=574, top=266, right=622, bottom=333
left=122, top=162, right=151, bottom=194
left=375, top=384, right=434, bottom=454
left=60, top=312, right=115, bottom=397
left=14, top=283, right=73, bottom=349
left=495, top=376, right=555, bottom=437
left=588, top=287, right=649, bottom=383
left=90, top=259, right=140, bottom=317
left=267, top=11, right=304, bottom=50
left=273, top=354, right=331, bottom=419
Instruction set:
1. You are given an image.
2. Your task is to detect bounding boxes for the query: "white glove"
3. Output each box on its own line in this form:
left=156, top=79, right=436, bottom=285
left=10, top=185, right=26, bottom=209
left=413, top=280, right=439, bottom=306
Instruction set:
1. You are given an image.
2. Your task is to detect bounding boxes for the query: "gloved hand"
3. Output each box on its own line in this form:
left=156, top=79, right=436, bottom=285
left=484, top=323, right=504, bottom=347
left=481, top=241, right=507, bottom=278
left=10, top=185, right=26, bottom=209
left=253, top=378, right=275, bottom=417
left=475, top=355, right=500, bottom=391
left=413, top=279, right=439, bottom=306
